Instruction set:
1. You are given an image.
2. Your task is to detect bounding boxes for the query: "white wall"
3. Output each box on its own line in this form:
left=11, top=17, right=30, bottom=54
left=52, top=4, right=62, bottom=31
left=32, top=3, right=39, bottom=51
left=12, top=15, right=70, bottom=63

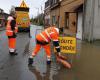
left=93, top=0, right=100, bottom=39
left=83, top=0, right=100, bottom=41
left=76, top=12, right=82, bottom=40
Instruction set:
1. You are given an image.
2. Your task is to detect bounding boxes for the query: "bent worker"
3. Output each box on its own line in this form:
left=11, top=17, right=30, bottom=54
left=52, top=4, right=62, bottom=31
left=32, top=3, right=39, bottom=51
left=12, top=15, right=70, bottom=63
left=6, top=12, right=18, bottom=55
left=28, top=25, right=71, bottom=68
left=28, top=25, right=60, bottom=65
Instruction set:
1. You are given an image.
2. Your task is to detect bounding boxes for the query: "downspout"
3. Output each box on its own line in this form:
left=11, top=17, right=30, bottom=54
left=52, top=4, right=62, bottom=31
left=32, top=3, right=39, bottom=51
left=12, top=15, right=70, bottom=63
left=82, top=0, right=87, bottom=41
left=88, top=0, right=95, bottom=42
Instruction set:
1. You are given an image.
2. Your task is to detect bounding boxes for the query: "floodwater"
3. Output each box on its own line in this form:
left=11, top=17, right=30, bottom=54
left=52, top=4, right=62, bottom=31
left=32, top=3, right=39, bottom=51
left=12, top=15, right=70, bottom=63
left=28, top=25, right=100, bottom=80
left=0, top=25, right=100, bottom=80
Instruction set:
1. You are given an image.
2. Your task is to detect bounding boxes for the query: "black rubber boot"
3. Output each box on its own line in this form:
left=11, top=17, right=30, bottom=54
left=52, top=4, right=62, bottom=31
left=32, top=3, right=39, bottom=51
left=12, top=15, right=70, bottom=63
left=9, top=51, right=18, bottom=56
left=47, top=60, right=51, bottom=65
left=28, top=57, right=33, bottom=65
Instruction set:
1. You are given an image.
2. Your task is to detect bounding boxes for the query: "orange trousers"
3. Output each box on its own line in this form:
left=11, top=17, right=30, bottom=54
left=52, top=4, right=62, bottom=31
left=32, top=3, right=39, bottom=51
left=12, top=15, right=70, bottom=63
left=8, top=38, right=16, bottom=49
left=32, top=44, right=51, bottom=59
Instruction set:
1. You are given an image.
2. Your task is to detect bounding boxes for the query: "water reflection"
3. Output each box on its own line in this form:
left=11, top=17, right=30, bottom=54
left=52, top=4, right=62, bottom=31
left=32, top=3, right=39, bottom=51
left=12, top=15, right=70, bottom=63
left=28, top=25, right=100, bottom=80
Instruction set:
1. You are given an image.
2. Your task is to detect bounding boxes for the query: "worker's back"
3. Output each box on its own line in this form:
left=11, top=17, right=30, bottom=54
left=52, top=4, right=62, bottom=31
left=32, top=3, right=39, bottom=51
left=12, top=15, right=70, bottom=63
left=36, top=27, right=59, bottom=42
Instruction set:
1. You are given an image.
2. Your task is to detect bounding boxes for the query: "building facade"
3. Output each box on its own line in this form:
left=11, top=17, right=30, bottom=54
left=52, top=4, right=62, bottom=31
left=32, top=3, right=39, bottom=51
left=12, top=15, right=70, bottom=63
left=44, top=0, right=51, bottom=28
left=0, top=8, right=9, bottom=27
left=83, top=0, right=100, bottom=41
left=45, top=0, right=84, bottom=39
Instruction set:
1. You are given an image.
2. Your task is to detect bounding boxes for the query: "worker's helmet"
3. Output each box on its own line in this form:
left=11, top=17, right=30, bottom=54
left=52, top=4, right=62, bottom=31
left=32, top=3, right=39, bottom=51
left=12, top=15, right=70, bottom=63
left=54, top=27, right=59, bottom=34
left=7, top=16, right=13, bottom=21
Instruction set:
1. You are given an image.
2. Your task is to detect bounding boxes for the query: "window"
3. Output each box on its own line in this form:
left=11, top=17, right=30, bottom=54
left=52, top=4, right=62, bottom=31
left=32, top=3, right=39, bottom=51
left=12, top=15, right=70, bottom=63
left=52, top=16, right=56, bottom=25
left=65, top=12, right=69, bottom=29
left=55, top=0, right=57, bottom=3
left=52, top=0, right=57, bottom=4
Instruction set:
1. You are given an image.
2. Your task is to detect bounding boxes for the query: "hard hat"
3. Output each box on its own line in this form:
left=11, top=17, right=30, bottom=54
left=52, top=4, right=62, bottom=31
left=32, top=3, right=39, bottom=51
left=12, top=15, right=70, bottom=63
left=54, top=28, right=59, bottom=34
left=7, top=16, right=13, bottom=21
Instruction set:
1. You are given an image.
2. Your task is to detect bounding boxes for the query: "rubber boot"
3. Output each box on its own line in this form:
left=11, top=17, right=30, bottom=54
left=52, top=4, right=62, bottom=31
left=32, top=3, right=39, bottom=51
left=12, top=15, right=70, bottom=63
left=47, top=60, right=51, bottom=65
left=28, top=56, right=33, bottom=65
left=9, top=49, right=18, bottom=56
left=47, top=58, right=51, bottom=65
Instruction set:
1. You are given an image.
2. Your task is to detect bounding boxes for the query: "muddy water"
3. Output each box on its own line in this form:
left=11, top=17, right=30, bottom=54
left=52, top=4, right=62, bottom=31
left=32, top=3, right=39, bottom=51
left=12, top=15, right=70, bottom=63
left=29, top=25, right=100, bottom=80
left=73, top=40, right=100, bottom=80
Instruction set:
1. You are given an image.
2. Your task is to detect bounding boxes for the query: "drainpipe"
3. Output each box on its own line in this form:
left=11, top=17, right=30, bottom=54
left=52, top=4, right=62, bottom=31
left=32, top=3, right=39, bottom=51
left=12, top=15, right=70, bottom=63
left=88, top=0, right=95, bottom=42
left=82, top=0, right=87, bottom=41
left=83, top=0, right=95, bottom=42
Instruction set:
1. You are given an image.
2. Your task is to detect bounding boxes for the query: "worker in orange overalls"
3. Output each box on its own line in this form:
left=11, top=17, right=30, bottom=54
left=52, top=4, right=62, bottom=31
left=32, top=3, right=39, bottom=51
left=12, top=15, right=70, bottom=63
left=28, top=25, right=71, bottom=69
left=6, top=12, right=18, bottom=55
left=28, top=25, right=60, bottom=65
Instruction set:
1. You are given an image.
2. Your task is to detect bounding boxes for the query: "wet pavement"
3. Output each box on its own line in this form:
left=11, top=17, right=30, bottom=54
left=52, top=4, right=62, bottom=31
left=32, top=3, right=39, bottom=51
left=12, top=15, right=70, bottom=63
left=0, top=25, right=100, bottom=80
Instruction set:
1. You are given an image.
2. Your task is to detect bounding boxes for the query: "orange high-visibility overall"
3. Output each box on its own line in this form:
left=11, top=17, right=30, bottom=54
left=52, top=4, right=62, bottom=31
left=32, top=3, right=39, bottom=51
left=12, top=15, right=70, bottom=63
left=32, top=27, right=59, bottom=60
left=6, top=16, right=18, bottom=52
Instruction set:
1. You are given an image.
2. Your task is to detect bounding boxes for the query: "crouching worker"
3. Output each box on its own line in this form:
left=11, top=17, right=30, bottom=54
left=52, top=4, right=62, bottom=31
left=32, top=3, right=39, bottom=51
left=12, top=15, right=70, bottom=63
left=28, top=25, right=71, bottom=68
left=6, top=12, right=18, bottom=55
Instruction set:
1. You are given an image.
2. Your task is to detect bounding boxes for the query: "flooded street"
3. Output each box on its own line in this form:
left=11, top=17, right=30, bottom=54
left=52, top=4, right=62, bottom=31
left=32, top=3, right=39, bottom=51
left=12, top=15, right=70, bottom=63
left=0, top=25, right=100, bottom=80
left=73, top=40, right=100, bottom=80
left=28, top=25, right=100, bottom=80
left=0, top=0, right=100, bottom=79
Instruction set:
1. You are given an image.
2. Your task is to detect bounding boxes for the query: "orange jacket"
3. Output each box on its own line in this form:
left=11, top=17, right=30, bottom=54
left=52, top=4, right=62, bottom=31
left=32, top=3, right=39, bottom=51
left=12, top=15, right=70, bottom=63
left=36, top=27, right=59, bottom=42
left=6, top=16, right=18, bottom=36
